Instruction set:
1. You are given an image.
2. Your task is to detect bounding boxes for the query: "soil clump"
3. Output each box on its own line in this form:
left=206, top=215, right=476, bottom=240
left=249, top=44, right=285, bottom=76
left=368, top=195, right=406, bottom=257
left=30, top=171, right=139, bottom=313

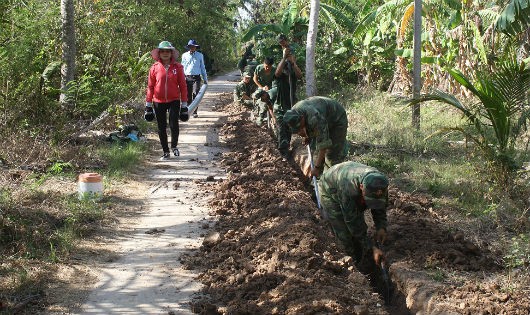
left=184, top=99, right=530, bottom=315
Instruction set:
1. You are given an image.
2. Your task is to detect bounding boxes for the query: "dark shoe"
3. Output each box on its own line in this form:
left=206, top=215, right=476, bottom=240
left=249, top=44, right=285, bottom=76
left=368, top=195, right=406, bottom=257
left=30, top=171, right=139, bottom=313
left=160, top=152, right=170, bottom=160
left=193, top=113, right=198, bottom=118
left=172, top=147, right=180, bottom=157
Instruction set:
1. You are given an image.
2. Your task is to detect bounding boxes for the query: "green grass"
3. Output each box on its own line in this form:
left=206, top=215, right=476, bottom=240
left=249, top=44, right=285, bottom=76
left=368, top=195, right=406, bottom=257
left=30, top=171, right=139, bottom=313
left=98, top=141, right=147, bottom=178
left=338, top=88, right=506, bottom=218
left=0, top=137, right=148, bottom=311
left=1, top=139, right=147, bottom=263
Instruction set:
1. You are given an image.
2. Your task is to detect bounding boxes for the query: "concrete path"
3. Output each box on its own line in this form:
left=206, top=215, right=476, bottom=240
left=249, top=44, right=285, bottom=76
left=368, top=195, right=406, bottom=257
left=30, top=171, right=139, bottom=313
left=79, top=71, right=239, bottom=314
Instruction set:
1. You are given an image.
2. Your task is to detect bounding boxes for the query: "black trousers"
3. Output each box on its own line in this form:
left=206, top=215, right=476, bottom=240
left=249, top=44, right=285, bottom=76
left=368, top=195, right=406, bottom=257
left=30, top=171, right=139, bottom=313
left=154, top=100, right=180, bottom=152
left=186, top=75, right=202, bottom=114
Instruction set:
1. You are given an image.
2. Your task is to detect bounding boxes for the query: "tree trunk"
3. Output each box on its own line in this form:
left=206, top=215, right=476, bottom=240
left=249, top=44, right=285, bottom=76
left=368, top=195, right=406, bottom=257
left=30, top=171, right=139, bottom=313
left=305, top=0, right=319, bottom=97
left=60, top=0, right=76, bottom=106
left=412, top=0, right=422, bottom=129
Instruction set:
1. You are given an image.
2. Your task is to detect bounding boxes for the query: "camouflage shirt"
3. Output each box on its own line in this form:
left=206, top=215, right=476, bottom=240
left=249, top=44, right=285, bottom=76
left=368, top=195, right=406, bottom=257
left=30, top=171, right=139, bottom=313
left=292, top=96, right=348, bottom=151
left=233, top=81, right=253, bottom=103
left=319, top=161, right=388, bottom=231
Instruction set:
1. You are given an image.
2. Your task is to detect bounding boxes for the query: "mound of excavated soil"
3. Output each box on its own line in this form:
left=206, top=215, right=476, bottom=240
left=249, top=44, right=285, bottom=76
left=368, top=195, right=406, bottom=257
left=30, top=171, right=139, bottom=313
left=184, top=97, right=530, bottom=315
left=183, top=101, right=388, bottom=315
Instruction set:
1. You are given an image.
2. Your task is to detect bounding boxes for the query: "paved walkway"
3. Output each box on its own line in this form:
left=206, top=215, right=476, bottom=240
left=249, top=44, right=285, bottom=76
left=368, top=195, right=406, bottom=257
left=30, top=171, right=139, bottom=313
left=79, top=71, right=239, bottom=314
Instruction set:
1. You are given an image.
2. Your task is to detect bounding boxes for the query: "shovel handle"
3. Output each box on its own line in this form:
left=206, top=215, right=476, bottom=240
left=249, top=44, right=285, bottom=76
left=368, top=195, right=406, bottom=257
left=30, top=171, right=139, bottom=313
left=307, top=145, right=322, bottom=209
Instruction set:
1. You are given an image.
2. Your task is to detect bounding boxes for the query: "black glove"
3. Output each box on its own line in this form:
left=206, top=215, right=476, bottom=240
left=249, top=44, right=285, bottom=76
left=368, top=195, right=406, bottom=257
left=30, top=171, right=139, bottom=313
left=179, top=102, right=189, bottom=122
left=144, top=103, right=155, bottom=122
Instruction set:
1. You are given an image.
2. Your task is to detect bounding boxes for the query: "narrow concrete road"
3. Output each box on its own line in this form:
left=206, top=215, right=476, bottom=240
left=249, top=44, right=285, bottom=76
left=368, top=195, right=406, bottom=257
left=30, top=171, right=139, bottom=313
left=79, top=71, right=239, bottom=315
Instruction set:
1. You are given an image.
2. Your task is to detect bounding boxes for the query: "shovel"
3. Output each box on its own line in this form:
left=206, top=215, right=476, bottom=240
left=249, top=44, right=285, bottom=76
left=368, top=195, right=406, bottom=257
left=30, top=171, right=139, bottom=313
left=375, top=241, right=393, bottom=305
left=306, top=145, right=323, bottom=215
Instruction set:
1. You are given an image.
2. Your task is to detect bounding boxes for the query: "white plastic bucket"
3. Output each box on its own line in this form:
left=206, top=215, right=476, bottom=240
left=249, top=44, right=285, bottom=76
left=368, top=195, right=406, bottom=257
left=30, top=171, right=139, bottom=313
left=78, top=173, right=103, bottom=201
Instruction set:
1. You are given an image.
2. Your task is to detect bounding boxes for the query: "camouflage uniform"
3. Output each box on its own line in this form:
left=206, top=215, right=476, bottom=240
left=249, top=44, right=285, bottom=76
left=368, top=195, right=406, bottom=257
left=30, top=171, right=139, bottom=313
left=244, top=60, right=259, bottom=89
left=233, top=80, right=254, bottom=108
left=318, top=161, right=389, bottom=262
left=253, top=64, right=277, bottom=126
left=273, top=60, right=298, bottom=155
left=291, top=96, right=348, bottom=170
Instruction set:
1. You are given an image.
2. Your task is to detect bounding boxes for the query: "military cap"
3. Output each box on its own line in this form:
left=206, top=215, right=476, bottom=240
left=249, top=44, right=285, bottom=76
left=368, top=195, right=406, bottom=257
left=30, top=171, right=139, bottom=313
left=283, top=109, right=302, bottom=133
left=362, top=172, right=389, bottom=210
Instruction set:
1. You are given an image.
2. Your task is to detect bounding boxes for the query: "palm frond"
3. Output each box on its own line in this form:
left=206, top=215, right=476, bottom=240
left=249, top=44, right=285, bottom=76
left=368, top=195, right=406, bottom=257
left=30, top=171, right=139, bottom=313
left=476, top=8, right=499, bottom=29
left=425, top=126, right=489, bottom=154
left=448, top=68, right=481, bottom=97
left=242, top=24, right=283, bottom=41
left=352, top=10, right=377, bottom=38
left=495, top=0, right=530, bottom=36
left=491, top=60, right=530, bottom=113
left=321, top=3, right=356, bottom=31
left=409, top=89, right=486, bottom=140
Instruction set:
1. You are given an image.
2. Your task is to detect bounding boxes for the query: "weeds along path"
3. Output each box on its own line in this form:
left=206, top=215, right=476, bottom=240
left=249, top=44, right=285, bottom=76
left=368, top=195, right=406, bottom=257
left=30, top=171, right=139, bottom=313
left=79, top=72, right=237, bottom=315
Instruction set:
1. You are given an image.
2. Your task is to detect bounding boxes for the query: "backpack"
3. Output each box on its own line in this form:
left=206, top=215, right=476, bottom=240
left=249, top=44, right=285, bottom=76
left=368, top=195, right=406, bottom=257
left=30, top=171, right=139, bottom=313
left=107, top=124, right=143, bottom=143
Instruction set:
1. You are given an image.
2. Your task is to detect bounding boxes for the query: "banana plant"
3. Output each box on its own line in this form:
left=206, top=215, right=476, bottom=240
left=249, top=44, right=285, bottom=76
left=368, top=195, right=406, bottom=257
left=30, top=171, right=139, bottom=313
left=242, top=1, right=308, bottom=42
left=495, top=0, right=530, bottom=36
left=410, top=59, right=530, bottom=180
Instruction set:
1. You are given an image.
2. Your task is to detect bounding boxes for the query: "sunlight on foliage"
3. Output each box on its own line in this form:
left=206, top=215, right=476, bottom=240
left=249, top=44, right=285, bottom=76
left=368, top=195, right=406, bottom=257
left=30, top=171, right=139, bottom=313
left=504, top=234, right=530, bottom=269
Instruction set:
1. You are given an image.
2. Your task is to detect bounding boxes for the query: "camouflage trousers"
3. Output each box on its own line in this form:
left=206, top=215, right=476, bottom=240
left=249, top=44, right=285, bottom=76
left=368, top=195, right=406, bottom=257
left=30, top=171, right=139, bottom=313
left=273, top=105, right=292, bottom=154
left=310, top=124, right=348, bottom=172
left=254, top=99, right=269, bottom=126
left=319, top=191, right=370, bottom=262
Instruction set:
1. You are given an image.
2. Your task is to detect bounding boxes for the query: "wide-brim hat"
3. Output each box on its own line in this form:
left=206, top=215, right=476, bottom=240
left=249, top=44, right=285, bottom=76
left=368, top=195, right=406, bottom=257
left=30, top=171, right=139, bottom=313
left=151, top=41, right=179, bottom=61
left=362, top=172, right=389, bottom=210
left=186, top=39, right=200, bottom=49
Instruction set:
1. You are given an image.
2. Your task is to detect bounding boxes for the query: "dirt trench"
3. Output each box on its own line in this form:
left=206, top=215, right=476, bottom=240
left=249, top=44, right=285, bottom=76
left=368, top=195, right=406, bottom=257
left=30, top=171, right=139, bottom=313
left=183, top=96, right=530, bottom=315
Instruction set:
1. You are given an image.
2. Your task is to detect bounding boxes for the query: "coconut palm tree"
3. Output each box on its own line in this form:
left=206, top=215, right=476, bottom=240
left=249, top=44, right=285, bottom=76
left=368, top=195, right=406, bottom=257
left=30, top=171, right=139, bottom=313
left=410, top=59, right=530, bottom=183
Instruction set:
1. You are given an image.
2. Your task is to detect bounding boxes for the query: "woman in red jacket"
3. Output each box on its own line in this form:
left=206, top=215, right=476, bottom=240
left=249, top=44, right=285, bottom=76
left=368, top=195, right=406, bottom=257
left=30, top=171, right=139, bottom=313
left=145, top=41, right=188, bottom=160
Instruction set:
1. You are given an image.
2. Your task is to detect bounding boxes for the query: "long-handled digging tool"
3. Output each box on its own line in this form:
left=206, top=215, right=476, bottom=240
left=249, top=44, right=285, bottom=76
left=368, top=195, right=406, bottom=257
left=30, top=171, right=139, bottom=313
left=306, top=145, right=325, bottom=218
left=375, top=241, right=393, bottom=305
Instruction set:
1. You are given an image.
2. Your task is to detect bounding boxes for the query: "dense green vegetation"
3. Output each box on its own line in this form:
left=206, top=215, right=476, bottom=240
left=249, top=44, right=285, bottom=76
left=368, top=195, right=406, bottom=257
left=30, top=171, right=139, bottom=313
left=0, top=0, right=529, bottom=312
left=0, top=0, right=238, bottom=166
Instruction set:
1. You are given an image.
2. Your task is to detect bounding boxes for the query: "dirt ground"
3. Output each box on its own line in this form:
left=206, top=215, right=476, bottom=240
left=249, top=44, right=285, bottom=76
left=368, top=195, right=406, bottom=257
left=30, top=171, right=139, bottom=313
left=183, top=98, right=530, bottom=315
left=2, top=81, right=530, bottom=314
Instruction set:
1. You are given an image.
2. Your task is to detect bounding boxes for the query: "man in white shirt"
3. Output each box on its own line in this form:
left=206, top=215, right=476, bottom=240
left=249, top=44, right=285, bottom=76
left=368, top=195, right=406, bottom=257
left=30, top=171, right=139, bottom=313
left=181, top=39, right=208, bottom=118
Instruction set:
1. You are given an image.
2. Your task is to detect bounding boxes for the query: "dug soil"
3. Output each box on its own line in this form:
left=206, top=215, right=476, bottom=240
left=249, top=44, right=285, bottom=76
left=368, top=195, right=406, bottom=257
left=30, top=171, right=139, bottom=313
left=183, top=97, right=530, bottom=314
left=2, top=75, right=529, bottom=315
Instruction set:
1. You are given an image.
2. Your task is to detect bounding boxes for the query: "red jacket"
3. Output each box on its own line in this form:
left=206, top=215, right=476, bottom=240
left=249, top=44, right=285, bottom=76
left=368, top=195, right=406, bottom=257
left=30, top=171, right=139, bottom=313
left=146, top=61, right=188, bottom=103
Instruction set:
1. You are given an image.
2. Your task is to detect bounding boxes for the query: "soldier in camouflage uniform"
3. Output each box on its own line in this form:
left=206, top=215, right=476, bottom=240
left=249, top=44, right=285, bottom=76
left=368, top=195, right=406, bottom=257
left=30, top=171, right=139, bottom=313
left=283, top=96, right=348, bottom=177
left=252, top=57, right=276, bottom=126
left=318, top=161, right=388, bottom=265
left=233, top=72, right=255, bottom=108
left=273, top=34, right=303, bottom=159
